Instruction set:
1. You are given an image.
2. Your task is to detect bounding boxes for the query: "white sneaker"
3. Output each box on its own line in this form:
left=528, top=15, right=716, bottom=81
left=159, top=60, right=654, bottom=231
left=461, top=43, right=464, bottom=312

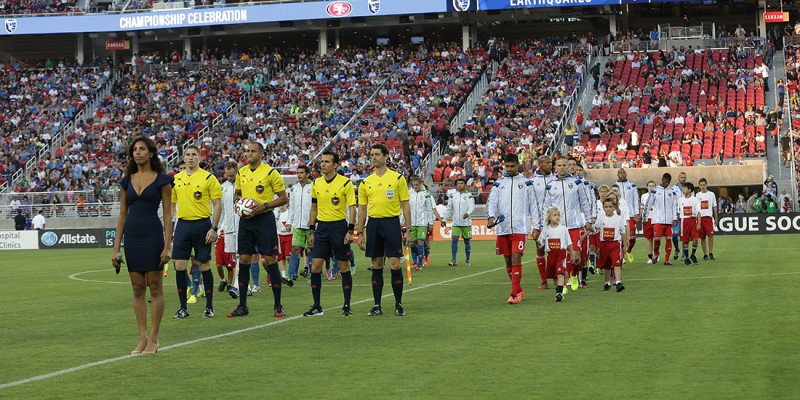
left=646, top=259, right=654, bottom=265
left=252, top=285, right=261, bottom=294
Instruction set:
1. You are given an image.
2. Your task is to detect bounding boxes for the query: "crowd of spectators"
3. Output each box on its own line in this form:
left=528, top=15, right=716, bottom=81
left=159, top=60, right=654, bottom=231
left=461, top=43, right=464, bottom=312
left=1, top=62, right=112, bottom=191
left=573, top=45, right=770, bottom=169
left=0, top=0, right=79, bottom=16
left=432, top=38, right=587, bottom=201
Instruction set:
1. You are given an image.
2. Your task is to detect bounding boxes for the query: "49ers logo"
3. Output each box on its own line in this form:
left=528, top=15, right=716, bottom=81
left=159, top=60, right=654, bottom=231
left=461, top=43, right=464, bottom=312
left=326, top=1, right=352, bottom=17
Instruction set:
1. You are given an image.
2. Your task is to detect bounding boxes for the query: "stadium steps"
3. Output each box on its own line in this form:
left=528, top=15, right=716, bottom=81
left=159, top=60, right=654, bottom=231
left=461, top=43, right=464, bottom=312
left=766, top=50, right=794, bottom=195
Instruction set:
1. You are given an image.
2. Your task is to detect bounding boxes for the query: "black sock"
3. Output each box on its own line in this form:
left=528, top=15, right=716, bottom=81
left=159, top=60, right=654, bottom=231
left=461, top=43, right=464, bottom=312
left=266, top=263, right=282, bottom=307
left=648, top=253, right=653, bottom=261
left=238, top=263, right=250, bottom=307
left=176, top=270, right=188, bottom=309
left=371, top=268, right=384, bottom=306
left=556, top=285, right=564, bottom=294
left=341, top=271, right=353, bottom=307
left=581, top=267, right=588, bottom=281
left=391, top=269, right=403, bottom=306
left=310, top=272, right=322, bottom=307
left=201, top=269, right=214, bottom=309
left=691, top=245, right=697, bottom=256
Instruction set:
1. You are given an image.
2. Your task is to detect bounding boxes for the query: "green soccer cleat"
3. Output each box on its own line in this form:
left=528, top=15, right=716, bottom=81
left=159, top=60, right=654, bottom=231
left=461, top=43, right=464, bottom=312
left=626, top=253, right=634, bottom=263
left=570, top=277, right=579, bottom=291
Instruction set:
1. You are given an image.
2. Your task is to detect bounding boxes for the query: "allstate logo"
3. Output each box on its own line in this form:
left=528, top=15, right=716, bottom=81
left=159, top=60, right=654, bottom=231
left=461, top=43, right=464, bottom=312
left=368, top=0, right=380, bottom=14
left=41, top=231, right=58, bottom=247
left=4, top=19, right=17, bottom=34
left=453, top=0, right=470, bottom=12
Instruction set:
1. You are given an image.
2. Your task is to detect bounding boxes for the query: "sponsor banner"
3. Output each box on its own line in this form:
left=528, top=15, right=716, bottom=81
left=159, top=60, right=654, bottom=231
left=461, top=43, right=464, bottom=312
left=764, top=11, right=790, bottom=23
left=478, top=0, right=619, bottom=11
left=105, top=39, right=130, bottom=51
left=716, top=213, right=800, bottom=235
left=0, top=231, right=39, bottom=250
left=433, top=220, right=516, bottom=241
left=0, top=0, right=444, bottom=36
left=39, top=229, right=118, bottom=249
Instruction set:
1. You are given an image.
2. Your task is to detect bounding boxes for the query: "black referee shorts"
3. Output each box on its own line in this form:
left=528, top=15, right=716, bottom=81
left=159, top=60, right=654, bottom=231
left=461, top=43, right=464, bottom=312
left=172, top=218, right=212, bottom=261
left=238, top=211, right=279, bottom=256
left=365, top=216, right=403, bottom=259
left=312, top=220, right=352, bottom=261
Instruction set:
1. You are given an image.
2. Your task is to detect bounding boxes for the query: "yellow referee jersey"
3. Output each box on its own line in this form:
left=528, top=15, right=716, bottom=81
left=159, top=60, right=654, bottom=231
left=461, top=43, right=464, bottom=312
left=236, top=163, right=285, bottom=205
left=172, top=168, right=222, bottom=220
left=358, top=169, right=410, bottom=218
left=312, top=174, right=356, bottom=222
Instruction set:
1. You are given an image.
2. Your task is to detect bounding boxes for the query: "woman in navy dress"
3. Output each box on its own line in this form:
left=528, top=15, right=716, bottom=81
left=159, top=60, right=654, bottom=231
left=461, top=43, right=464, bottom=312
left=112, top=136, right=173, bottom=355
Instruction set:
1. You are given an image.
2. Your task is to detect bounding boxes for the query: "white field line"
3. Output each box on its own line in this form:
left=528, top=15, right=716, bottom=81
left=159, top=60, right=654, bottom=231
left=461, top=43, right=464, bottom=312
left=2, top=266, right=511, bottom=391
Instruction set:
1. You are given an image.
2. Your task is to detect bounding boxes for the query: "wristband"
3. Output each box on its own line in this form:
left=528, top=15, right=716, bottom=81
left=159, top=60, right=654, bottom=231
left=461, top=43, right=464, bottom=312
left=264, top=202, right=270, bottom=210
left=212, top=226, right=218, bottom=231
left=310, top=224, right=317, bottom=231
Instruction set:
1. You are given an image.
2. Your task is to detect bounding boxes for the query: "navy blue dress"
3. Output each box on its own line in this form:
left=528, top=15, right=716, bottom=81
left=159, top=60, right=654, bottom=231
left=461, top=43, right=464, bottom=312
left=120, top=173, right=174, bottom=273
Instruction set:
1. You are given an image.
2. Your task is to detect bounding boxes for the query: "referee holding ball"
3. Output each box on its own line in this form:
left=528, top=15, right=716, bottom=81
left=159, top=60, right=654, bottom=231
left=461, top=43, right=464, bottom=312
left=228, top=142, right=288, bottom=318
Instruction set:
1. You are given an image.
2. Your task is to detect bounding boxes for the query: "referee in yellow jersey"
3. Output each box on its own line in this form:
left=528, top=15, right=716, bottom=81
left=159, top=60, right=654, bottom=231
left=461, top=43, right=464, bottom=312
left=228, top=142, right=289, bottom=318
left=356, top=144, right=412, bottom=317
left=171, top=146, right=222, bottom=319
left=302, top=150, right=357, bottom=317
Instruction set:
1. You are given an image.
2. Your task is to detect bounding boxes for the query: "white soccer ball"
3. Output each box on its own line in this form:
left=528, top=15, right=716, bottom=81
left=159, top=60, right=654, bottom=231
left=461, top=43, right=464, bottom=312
left=235, top=198, right=257, bottom=217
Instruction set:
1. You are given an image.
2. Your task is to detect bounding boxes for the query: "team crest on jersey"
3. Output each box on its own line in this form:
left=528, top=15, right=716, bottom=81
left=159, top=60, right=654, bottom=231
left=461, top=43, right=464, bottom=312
left=256, top=185, right=265, bottom=193
left=5, top=19, right=17, bottom=34
left=453, top=0, right=470, bottom=12
left=568, top=184, right=574, bottom=189
left=518, top=184, right=523, bottom=189
left=368, top=0, right=380, bottom=14
left=386, top=189, right=394, bottom=199
left=193, top=191, right=202, bottom=200
left=332, top=197, right=340, bottom=205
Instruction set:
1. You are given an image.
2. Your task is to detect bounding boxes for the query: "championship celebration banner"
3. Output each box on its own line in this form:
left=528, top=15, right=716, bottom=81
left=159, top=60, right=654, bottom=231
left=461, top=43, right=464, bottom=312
left=38, top=229, right=117, bottom=249
left=0, top=0, right=442, bottom=36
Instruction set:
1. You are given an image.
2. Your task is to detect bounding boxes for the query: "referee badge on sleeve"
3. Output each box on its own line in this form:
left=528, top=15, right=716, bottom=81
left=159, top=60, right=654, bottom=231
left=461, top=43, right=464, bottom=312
left=194, top=191, right=202, bottom=200
left=386, top=189, right=394, bottom=199
left=256, top=185, right=265, bottom=194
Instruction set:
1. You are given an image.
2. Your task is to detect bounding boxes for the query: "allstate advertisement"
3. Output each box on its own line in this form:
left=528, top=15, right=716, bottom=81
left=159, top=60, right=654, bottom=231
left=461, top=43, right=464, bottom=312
left=38, top=229, right=117, bottom=249
left=0, top=0, right=444, bottom=36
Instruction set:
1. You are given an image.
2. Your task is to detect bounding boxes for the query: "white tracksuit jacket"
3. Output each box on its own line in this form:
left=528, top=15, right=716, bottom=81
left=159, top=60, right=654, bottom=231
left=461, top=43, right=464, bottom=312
left=543, top=173, right=595, bottom=230
left=646, top=185, right=680, bottom=225
left=288, top=181, right=313, bottom=229
left=408, top=188, right=434, bottom=227
left=616, top=179, right=640, bottom=218
left=487, top=174, right=542, bottom=235
left=445, top=190, right=475, bottom=227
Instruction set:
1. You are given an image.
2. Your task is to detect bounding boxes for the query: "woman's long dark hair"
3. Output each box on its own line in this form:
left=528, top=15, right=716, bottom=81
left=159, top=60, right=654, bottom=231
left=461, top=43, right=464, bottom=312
left=125, top=136, right=165, bottom=177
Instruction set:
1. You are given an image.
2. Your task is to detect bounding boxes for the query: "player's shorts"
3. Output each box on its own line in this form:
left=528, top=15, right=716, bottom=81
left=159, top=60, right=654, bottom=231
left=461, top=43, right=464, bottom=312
left=365, top=216, right=403, bottom=259
left=278, top=234, right=293, bottom=261
left=589, top=231, right=600, bottom=249
left=545, top=248, right=567, bottom=279
left=567, top=228, right=583, bottom=254
left=292, top=228, right=312, bottom=249
left=172, top=218, right=212, bottom=261
left=223, top=231, right=237, bottom=253
left=628, top=218, right=637, bottom=238
left=495, top=234, right=527, bottom=257
left=597, top=240, right=622, bottom=269
left=698, top=216, right=714, bottom=238
left=643, top=220, right=653, bottom=239
left=215, top=234, right=236, bottom=270
left=410, top=226, right=428, bottom=242
left=652, top=223, right=673, bottom=238
left=680, top=218, right=700, bottom=243
left=238, top=211, right=279, bottom=256
left=451, top=226, right=472, bottom=240
left=312, top=220, right=353, bottom=261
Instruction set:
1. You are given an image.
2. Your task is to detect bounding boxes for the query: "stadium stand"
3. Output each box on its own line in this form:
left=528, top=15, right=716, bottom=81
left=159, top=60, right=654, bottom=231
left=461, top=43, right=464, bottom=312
left=581, top=47, right=767, bottom=167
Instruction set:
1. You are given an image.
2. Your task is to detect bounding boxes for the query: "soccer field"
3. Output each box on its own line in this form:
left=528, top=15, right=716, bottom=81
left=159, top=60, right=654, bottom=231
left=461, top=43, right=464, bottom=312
left=1, top=235, right=798, bottom=399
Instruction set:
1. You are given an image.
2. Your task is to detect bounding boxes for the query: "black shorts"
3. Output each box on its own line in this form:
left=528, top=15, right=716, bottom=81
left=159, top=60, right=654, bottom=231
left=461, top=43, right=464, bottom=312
left=172, top=218, right=212, bottom=261
left=365, top=216, right=403, bottom=259
left=312, top=220, right=353, bottom=261
left=238, top=211, right=279, bottom=256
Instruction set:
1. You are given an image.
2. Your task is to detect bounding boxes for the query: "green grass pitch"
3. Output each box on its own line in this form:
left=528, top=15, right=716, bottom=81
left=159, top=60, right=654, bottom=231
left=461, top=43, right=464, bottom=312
left=1, top=235, right=798, bottom=399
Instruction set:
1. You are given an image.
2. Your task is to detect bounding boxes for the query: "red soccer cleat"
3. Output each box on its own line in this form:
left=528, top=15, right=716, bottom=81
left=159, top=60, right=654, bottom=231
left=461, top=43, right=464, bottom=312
left=538, top=283, right=549, bottom=290
left=507, top=294, right=520, bottom=304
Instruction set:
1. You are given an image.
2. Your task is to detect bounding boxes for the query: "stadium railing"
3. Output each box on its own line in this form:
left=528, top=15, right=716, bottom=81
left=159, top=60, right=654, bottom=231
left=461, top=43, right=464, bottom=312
left=1, top=0, right=325, bottom=17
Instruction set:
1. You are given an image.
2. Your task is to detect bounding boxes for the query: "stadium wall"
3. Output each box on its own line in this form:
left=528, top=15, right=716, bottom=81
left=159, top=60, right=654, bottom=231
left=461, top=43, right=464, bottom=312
left=580, top=164, right=767, bottom=188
